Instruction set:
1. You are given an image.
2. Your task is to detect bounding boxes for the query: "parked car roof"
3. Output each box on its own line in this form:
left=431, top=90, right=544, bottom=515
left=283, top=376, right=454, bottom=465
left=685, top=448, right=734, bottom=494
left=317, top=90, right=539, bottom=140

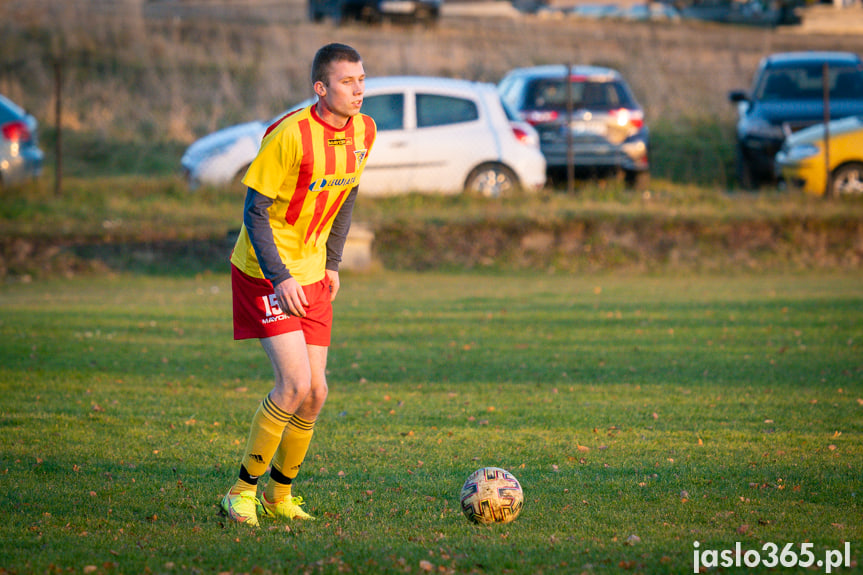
left=500, top=65, right=623, bottom=81
left=763, top=52, right=863, bottom=68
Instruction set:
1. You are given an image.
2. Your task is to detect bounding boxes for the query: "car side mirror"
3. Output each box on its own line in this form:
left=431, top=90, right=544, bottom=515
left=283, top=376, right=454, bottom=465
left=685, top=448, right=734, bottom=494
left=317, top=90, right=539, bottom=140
left=728, top=90, right=749, bottom=104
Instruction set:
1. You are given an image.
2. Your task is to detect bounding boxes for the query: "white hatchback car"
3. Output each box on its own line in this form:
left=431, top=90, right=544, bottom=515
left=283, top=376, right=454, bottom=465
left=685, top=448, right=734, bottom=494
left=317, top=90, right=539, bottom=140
left=181, top=76, right=546, bottom=197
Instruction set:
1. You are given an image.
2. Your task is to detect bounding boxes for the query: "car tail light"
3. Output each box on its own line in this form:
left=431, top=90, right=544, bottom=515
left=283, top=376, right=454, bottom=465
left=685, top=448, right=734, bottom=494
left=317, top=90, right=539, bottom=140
left=511, top=125, right=538, bottom=147
left=609, top=108, right=644, bottom=130
left=522, top=110, right=559, bottom=126
left=2, top=120, right=32, bottom=143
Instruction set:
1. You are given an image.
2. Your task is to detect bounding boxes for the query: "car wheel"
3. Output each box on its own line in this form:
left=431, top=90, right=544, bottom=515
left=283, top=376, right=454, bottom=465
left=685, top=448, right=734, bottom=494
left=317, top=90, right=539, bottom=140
left=464, top=163, right=519, bottom=198
left=735, top=144, right=758, bottom=191
left=830, top=163, right=863, bottom=198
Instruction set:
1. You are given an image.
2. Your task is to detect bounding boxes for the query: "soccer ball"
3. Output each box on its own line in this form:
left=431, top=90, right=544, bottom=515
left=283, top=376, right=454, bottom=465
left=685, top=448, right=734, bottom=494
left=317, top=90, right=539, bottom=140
left=459, top=467, right=524, bottom=525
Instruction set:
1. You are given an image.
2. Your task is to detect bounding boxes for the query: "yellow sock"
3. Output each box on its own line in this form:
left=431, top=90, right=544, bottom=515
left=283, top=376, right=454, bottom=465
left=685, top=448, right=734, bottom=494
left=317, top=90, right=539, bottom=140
left=266, top=415, right=315, bottom=502
left=230, top=478, right=257, bottom=496
left=265, top=479, right=292, bottom=503
left=238, top=394, right=292, bottom=480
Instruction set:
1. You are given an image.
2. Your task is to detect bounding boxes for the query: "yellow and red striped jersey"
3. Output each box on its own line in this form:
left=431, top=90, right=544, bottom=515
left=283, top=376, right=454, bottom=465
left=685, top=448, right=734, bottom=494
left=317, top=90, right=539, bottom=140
left=231, top=104, right=376, bottom=285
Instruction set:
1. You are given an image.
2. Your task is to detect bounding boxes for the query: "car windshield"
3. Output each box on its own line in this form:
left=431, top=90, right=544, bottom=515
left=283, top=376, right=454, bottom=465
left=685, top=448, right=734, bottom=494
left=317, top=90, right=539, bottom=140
left=524, top=78, right=634, bottom=111
left=755, top=65, right=863, bottom=102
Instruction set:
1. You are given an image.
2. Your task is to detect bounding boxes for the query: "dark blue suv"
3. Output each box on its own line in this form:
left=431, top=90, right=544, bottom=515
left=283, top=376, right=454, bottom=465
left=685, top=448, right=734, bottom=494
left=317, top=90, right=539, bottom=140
left=729, top=51, right=863, bottom=190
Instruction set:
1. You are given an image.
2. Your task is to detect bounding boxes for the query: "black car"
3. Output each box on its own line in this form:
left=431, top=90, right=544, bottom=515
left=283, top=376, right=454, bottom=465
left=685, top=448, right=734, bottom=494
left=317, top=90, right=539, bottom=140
left=729, top=51, right=863, bottom=189
left=498, top=65, right=649, bottom=189
left=308, top=0, right=440, bottom=23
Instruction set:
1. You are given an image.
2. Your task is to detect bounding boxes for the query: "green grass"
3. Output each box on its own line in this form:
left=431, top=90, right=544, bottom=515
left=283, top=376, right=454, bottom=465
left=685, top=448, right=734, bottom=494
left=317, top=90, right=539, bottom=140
left=1, top=271, right=860, bottom=574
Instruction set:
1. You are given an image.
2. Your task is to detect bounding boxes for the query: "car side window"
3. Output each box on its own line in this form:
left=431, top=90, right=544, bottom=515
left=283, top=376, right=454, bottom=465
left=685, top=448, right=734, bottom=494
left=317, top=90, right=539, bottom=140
left=362, top=93, right=404, bottom=132
left=416, top=94, right=478, bottom=128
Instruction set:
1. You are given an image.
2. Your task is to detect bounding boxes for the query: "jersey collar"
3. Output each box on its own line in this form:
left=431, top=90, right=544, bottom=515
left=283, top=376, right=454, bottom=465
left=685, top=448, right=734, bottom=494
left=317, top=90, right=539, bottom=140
left=311, top=102, right=354, bottom=132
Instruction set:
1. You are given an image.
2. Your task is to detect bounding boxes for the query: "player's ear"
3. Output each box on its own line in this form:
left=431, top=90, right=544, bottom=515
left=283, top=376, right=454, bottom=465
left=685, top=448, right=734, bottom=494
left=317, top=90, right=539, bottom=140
left=314, top=81, right=327, bottom=98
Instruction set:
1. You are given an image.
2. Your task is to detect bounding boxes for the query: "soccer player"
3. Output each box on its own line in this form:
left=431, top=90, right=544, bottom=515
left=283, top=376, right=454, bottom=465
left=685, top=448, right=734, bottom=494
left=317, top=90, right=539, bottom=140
left=220, top=43, right=376, bottom=526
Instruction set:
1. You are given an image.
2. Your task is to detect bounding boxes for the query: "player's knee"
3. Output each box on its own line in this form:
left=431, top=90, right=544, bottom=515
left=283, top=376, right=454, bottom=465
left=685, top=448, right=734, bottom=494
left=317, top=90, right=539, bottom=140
left=274, top=374, right=312, bottom=404
left=316, top=382, right=329, bottom=401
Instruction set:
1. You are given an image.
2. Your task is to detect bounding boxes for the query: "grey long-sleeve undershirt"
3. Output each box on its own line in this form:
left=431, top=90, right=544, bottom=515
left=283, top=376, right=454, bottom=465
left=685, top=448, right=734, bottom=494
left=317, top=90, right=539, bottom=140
left=243, top=186, right=358, bottom=288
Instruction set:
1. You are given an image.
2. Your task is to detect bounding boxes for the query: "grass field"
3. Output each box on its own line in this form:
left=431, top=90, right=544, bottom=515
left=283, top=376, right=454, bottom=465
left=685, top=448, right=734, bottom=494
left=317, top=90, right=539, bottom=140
left=1, top=271, right=861, bottom=574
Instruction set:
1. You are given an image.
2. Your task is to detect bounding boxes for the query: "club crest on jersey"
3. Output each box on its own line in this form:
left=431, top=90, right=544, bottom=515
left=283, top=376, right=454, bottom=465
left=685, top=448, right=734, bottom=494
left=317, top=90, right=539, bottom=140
left=328, top=137, right=353, bottom=147
left=354, top=149, right=368, bottom=164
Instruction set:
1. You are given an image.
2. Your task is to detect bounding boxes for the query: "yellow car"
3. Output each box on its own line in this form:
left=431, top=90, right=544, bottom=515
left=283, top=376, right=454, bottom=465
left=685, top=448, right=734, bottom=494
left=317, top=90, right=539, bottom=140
left=775, top=115, right=863, bottom=197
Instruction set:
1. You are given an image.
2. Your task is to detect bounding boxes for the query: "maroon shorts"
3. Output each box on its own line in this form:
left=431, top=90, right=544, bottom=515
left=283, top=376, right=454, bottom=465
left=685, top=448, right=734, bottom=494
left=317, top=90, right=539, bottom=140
left=231, top=264, right=332, bottom=345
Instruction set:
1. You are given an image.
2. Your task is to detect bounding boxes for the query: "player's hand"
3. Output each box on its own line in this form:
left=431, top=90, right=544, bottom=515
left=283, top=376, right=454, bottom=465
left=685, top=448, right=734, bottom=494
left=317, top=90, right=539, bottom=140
left=326, top=269, right=340, bottom=302
left=275, top=277, right=308, bottom=317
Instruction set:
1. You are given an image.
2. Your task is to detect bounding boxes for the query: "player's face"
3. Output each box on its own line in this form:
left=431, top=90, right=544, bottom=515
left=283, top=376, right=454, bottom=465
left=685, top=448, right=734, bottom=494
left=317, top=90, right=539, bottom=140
left=315, top=60, right=365, bottom=128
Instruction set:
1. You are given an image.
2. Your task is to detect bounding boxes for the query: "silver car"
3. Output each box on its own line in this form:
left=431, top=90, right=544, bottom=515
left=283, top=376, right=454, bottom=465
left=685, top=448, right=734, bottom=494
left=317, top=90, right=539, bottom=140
left=499, top=65, right=650, bottom=189
left=0, top=94, right=44, bottom=187
left=181, top=76, right=546, bottom=198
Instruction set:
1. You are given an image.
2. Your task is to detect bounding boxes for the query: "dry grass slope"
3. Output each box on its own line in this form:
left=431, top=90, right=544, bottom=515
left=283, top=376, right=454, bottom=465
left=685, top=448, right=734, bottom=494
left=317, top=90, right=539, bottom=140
left=3, top=0, right=863, bottom=145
